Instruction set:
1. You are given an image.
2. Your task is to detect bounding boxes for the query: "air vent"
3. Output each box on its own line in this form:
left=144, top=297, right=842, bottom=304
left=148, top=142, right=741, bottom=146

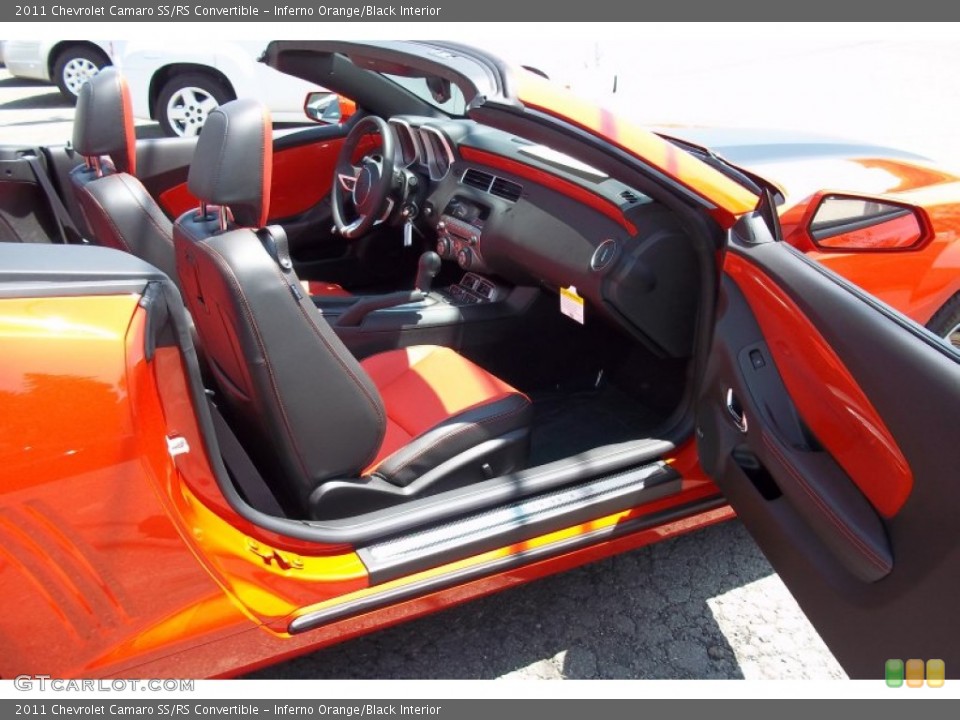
left=462, top=168, right=494, bottom=191
left=490, top=177, right=523, bottom=202
left=461, top=168, right=523, bottom=203
left=620, top=189, right=641, bottom=204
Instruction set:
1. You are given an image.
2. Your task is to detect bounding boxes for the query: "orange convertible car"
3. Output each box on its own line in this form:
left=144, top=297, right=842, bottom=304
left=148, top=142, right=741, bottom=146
left=1, top=41, right=959, bottom=681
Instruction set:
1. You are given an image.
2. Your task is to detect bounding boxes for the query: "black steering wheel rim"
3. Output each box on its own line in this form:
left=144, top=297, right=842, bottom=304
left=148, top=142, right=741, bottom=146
left=332, top=115, right=396, bottom=239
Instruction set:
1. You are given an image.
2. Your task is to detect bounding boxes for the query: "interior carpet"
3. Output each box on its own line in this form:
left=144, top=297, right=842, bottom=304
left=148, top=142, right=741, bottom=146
left=528, top=384, right=665, bottom=466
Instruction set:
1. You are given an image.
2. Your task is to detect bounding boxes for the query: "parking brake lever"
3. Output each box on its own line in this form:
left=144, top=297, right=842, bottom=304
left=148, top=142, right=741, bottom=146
left=336, top=252, right=441, bottom=328
left=335, top=290, right=425, bottom=327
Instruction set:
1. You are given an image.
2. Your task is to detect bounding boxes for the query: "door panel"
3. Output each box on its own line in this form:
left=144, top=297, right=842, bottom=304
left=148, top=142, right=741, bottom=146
left=724, top=252, right=913, bottom=517
left=698, top=213, right=960, bottom=678
left=271, top=139, right=343, bottom=220
left=119, top=125, right=350, bottom=226
left=153, top=138, right=346, bottom=222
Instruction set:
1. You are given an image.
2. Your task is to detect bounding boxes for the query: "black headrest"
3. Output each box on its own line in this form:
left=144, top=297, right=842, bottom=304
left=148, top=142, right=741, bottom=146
left=72, top=67, right=137, bottom=175
left=187, top=98, right=272, bottom=228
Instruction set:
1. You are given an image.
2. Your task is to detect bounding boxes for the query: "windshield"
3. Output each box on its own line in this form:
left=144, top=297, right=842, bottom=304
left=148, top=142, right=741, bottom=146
left=382, top=73, right=468, bottom=116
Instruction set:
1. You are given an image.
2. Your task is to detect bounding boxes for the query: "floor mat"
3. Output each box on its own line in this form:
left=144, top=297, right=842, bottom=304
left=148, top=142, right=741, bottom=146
left=528, top=384, right=666, bottom=466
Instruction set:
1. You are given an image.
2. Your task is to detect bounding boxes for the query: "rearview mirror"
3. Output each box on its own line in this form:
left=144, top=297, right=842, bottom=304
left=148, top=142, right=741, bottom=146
left=808, top=194, right=930, bottom=252
left=304, top=92, right=356, bottom=125
left=425, top=76, right=451, bottom=104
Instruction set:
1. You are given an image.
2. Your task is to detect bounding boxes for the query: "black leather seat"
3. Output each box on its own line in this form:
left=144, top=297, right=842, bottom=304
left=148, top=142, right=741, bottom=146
left=69, top=68, right=177, bottom=281
left=173, top=99, right=532, bottom=519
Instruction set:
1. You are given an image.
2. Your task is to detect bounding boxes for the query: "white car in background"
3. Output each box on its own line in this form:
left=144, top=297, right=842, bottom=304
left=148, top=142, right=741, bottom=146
left=119, top=41, right=324, bottom=137
left=2, top=40, right=114, bottom=98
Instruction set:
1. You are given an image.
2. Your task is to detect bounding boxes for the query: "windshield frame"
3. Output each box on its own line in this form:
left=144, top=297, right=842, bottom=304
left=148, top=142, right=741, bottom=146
left=656, top=132, right=785, bottom=203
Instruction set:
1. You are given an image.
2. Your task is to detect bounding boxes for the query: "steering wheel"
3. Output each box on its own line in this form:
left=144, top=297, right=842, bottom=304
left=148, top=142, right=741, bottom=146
left=332, top=116, right=397, bottom=239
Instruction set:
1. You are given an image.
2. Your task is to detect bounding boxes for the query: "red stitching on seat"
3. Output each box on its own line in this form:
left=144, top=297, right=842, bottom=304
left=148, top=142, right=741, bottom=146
left=199, top=241, right=314, bottom=481
left=275, top=262, right=386, bottom=469
left=77, top=182, right=130, bottom=252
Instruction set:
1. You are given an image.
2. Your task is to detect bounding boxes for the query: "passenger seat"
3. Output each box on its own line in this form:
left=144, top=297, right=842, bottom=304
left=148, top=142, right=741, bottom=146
left=69, top=67, right=177, bottom=281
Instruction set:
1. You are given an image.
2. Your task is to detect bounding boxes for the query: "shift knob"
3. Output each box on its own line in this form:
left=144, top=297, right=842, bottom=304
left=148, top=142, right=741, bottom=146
left=415, top=251, right=442, bottom=292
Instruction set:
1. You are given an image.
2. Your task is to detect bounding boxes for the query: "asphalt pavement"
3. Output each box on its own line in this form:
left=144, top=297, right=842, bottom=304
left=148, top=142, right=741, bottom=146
left=0, top=65, right=846, bottom=681
left=248, top=521, right=844, bottom=680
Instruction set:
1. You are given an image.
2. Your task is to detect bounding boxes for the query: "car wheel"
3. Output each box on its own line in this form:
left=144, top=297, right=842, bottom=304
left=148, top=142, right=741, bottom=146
left=53, top=46, right=109, bottom=99
left=157, top=73, right=233, bottom=138
left=926, top=292, right=960, bottom=349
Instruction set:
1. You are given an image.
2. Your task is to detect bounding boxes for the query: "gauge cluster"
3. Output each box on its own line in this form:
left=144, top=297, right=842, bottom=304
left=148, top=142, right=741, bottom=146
left=388, top=118, right=455, bottom=180
left=390, top=118, right=421, bottom=167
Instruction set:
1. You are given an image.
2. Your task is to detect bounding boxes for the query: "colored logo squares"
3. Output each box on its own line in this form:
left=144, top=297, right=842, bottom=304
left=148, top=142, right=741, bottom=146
left=885, top=659, right=903, bottom=687
left=927, top=659, right=946, bottom=688
left=885, top=659, right=945, bottom=687
left=906, top=659, right=924, bottom=687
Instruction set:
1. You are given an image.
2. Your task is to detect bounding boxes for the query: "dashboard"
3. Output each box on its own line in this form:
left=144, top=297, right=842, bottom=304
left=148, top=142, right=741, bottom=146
left=383, top=115, right=702, bottom=358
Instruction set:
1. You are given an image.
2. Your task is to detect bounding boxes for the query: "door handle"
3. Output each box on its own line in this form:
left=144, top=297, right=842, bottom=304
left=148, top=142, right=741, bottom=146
left=725, top=388, right=748, bottom=433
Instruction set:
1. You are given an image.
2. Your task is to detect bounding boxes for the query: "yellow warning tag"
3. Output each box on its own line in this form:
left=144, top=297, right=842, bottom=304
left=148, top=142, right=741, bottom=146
left=559, top=285, right=585, bottom=324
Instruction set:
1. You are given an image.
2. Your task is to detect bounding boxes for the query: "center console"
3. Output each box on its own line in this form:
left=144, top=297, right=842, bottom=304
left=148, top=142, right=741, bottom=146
left=434, top=196, right=489, bottom=273
left=313, top=273, right=536, bottom=360
left=442, top=272, right=505, bottom=305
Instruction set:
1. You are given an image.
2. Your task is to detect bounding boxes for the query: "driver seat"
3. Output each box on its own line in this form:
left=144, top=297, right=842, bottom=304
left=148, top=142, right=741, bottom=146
left=174, top=99, right=532, bottom=519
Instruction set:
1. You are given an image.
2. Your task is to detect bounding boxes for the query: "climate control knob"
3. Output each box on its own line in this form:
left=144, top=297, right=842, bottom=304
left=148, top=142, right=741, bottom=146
left=436, top=237, right=452, bottom=257
left=456, top=248, right=472, bottom=270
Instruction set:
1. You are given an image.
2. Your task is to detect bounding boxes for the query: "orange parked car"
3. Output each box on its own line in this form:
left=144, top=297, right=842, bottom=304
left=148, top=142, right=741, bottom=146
left=655, top=125, right=960, bottom=345
left=0, top=41, right=958, bottom=682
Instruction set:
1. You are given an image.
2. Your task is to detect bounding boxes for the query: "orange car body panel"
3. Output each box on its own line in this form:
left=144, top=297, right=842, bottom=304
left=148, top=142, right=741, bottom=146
left=769, top=156, right=960, bottom=326
left=0, top=291, right=728, bottom=677
left=112, top=501, right=736, bottom=679
left=808, top=235, right=960, bottom=326
left=0, top=296, right=251, bottom=677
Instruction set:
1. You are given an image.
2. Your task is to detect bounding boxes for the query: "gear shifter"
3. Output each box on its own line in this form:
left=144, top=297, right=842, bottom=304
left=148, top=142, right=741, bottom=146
left=339, top=251, right=443, bottom=328
left=415, top=251, right=442, bottom=293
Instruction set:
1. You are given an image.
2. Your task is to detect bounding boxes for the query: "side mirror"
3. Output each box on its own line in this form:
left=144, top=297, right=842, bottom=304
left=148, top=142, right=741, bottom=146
left=304, top=92, right=356, bottom=125
left=807, top=194, right=931, bottom=252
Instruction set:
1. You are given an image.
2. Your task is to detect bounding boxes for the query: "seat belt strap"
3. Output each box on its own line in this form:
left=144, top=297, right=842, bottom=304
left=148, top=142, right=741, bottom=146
left=208, top=401, right=285, bottom=516
left=23, top=152, right=83, bottom=244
